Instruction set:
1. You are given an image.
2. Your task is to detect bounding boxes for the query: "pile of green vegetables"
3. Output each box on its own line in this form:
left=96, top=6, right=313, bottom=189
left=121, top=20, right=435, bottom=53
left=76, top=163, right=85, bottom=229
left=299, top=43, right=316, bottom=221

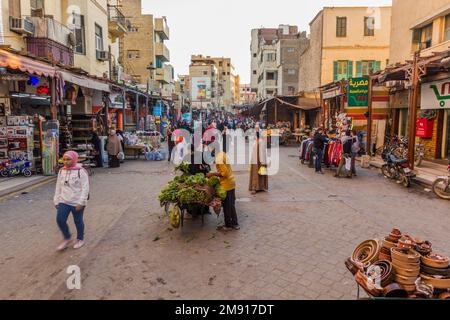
left=159, top=162, right=226, bottom=208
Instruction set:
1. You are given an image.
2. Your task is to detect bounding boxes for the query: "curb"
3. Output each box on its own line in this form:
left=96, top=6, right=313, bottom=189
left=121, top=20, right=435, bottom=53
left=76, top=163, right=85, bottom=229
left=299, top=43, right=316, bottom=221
left=0, top=176, right=56, bottom=199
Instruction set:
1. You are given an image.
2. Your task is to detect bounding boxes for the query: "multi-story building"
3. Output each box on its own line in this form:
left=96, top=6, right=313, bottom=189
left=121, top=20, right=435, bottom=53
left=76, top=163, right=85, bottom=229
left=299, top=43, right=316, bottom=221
left=121, top=1, right=172, bottom=95
left=240, top=84, right=257, bottom=104
left=299, top=7, right=391, bottom=92
left=190, top=55, right=239, bottom=110
left=387, top=0, right=450, bottom=161
left=251, top=25, right=306, bottom=100
left=189, top=57, right=219, bottom=110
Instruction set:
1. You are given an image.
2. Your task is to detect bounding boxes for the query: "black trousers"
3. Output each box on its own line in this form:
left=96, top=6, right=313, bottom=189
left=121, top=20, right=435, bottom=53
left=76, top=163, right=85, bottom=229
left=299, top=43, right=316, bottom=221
left=109, top=155, right=120, bottom=168
left=222, top=189, right=238, bottom=227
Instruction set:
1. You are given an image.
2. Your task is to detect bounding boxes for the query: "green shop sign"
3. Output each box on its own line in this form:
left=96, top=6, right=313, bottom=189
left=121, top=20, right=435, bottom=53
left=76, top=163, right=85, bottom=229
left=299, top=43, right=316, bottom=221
left=348, top=77, right=369, bottom=107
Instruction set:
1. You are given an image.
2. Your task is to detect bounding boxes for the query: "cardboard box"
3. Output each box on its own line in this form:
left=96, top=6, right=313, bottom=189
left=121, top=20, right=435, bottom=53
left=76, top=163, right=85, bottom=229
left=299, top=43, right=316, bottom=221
left=0, top=127, right=6, bottom=137
left=7, top=116, right=20, bottom=126
left=0, top=116, right=6, bottom=126
left=6, top=126, right=32, bottom=138
left=8, top=150, right=33, bottom=161
left=0, top=148, right=8, bottom=159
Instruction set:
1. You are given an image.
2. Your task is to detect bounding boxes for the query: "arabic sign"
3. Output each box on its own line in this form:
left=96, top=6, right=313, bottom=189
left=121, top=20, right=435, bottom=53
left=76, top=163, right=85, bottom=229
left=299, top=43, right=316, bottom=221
left=348, top=77, right=369, bottom=107
left=421, top=79, right=450, bottom=109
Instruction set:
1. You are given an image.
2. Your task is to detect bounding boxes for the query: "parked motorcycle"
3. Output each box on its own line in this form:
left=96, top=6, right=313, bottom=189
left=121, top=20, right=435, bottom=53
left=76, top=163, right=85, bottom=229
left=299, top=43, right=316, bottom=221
left=432, top=164, right=450, bottom=200
left=381, top=151, right=414, bottom=188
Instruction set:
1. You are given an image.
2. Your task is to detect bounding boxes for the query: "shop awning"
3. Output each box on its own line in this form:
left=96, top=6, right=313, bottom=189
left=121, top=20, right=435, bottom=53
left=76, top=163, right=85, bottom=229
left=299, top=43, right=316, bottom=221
left=274, top=97, right=320, bottom=111
left=59, top=70, right=110, bottom=92
left=0, top=49, right=55, bottom=77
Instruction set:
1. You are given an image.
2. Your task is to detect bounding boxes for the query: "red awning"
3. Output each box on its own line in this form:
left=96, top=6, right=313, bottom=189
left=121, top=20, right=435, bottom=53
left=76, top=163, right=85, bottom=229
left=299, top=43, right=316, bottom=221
left=0, top=49, right=55, bottom=77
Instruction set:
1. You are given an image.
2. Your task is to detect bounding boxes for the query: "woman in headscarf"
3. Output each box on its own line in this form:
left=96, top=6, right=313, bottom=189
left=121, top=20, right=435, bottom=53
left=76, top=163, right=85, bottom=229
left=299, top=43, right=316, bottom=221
left=106, top=129, right=123, bottom=168
left=90, top=131, right=102, bottom=167
left=54, top=151, right=90, bottom=250
left=249, top=127, right=268, bottom=195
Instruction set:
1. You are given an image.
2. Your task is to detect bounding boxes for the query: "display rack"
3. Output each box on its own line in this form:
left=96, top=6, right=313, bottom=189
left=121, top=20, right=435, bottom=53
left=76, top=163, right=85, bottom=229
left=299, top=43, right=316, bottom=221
left=72, top=114, right=95, bottom=142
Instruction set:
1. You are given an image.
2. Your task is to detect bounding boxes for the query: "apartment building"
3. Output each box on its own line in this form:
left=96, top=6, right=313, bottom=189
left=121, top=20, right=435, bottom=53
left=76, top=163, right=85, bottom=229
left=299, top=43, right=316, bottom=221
left=298, top=7, right=391, bottom=92
left=240, top=84, right=257, bottom=104
left=250, top=25, right=306, bottom=100
left=189, top=57, right=218, bottom=110
left=121, top=0, right=172, bottom=95
left=191, top=55, right=239, bottom=110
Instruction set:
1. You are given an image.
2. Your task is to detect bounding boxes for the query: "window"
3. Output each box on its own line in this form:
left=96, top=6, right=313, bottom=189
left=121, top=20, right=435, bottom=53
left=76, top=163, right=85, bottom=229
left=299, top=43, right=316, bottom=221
left=227, top=63, right=230, bottom=67
left=30, top=0, right=44, bottom=17
left=127, top=25, right=139, bottom=32
left=364, top=17, right=375, bottom=36
left=266, top=53, right=276, bottom=61
left=266, top=72, right=275, bottom=80
left=219, top=61, right=223, bottom=67
left=203, top=71, right=208, bottom=75
left=445, top=14, right=450, bottom=41
left=227, top=72, right=230, bottom=75
left=287, top=47, right=295, bottom=53
left=336, top=17, right=347, bottom=37
left=73, top=14, right=86, bottom=55
left=9, top=0, right=21, bottom=17
left=253, top=53, right=257, bottom=58
left=413, top=24, right=433, bottom=49
left=127, top=50, right=140, bottom=59
left=288, top=86, right=295, bottom=93
left=287, top=69, right=296, bottom=75
left=333, top=60, right=353, bottom=81
left=253, top=70, right=257, bottom=75
left=155, top=57, right=163, bottom=68
left=95, top=24, right=104, bottom=52
left=356, top=61, right=381, bottom=77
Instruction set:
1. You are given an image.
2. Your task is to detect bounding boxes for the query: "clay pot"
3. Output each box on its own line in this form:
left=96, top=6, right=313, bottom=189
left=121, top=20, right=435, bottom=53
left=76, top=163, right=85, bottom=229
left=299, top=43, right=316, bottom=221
left=383, top=283, right=408, bottom=297
left=394, top=274, right=419, bottom=285
left=391, top=248, right=420, bottom=264
left=420, top=274, right=450, bottom=289
left=382, top=238, right=396, bottom=249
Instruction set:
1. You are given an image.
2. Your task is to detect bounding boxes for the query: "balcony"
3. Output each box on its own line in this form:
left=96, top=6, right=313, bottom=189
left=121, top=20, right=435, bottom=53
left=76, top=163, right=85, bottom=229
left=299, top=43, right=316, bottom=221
left=155, top=42, right=170, bottom=62
left=108, top=5, right=127, bottom=40
left=265, top=79, right=278, bottom=87
left=154, top=18, right=169, bottom=40
left=155, top=65, right=173, bottom=84
left=26, top=17, right=74, bottom=66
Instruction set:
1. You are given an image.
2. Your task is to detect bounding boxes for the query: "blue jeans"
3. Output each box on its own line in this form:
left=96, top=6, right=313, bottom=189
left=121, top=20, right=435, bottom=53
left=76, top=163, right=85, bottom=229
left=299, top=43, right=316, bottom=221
left=315, top=148, right=323, bottom=172
left=56, top=203, right=85, bottom=240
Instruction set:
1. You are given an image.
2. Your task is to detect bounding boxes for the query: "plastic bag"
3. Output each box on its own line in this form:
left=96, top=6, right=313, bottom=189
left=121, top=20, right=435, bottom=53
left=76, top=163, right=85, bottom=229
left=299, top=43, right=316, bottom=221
left=345, top=157, right=351, bottom=171
left=117, top=152, right=125, bottom=161
left=258, top=165, right=267, bottom=175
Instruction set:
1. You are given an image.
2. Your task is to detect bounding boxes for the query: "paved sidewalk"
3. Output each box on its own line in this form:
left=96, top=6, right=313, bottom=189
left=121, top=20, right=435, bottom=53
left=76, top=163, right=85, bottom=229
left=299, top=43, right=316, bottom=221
left=0, top=175, right=56, bottom=198
left=364, top=156, right=448, bottom=186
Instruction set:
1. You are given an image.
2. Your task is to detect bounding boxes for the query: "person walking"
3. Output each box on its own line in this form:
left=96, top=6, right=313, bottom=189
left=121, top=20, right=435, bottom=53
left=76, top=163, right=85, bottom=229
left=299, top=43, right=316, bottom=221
left=207, top=147, right=239, bottom=231
left=350, top=130, right=360, bottom=176
left=54, top=151, right=89, bottom=250
left=249, top=130, right=268, bottom=194
left=313, top=127, right=327, bottom=174
left=167, top=123, right=175, bottom=162
left=90, top=131, right=103, bottom=167
left=335, top=130, right=353, bottom=178
left=106, top=129, right=123, bottom=168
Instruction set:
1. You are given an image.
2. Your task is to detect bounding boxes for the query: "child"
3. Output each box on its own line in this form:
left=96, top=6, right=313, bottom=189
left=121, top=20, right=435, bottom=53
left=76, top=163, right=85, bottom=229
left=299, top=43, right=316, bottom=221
left=54, top=151, right=90, bottom=250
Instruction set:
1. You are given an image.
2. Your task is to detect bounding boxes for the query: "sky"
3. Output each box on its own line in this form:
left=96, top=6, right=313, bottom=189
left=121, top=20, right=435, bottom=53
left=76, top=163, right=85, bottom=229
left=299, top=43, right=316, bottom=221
left=141, top=0, right=392, bottom=84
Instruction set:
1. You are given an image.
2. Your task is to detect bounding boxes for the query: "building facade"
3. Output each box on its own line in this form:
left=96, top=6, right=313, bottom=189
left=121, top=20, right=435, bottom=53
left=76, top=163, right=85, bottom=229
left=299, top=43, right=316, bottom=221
left=240, top=84, right=257, bottom=104
left=388, top=0, right=450, bottom=161
left=189, top=57, right=218, bottom=110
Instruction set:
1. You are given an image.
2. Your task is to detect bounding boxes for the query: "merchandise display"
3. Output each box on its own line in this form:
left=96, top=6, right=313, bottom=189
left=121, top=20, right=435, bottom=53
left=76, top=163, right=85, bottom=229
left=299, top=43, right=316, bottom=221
left=346, top=228, right=450, bottom=299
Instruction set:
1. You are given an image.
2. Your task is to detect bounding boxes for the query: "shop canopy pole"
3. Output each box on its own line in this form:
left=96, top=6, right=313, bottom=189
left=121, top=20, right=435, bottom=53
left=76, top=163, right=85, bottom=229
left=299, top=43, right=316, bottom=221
left=104, top=92, right=110, bottom=135
left=367, top=74, right=373, bottom=156
left=407, top=51, right=420, bottom=171
left=49, top=77, right=57, bottom=120
left=122, top=89, right=126, bottom=131
left=135, top=92, right=139, bottom=131
left=145, top=95, right=149, bottom=131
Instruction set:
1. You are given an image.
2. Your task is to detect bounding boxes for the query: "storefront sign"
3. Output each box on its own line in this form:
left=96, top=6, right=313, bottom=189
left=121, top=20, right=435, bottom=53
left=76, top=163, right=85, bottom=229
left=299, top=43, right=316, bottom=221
left=0, top=74, right=29, bottom=81
left=322, top=88, right=341, bottom=100
left=416, top=118, right=434, bottom=138
left=348, top=77, right=369, bottom=107
left=421, top=79, right=450, bottom=109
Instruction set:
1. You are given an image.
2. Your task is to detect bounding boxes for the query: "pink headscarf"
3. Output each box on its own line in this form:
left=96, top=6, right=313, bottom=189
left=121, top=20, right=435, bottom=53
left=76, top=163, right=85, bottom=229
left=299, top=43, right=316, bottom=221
left=63, top=151, right=82, bottom=170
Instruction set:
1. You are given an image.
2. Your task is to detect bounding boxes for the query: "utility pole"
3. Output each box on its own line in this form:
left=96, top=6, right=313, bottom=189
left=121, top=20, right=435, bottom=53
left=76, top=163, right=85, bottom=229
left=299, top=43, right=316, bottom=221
left=407, top=51, right=420, bottom=170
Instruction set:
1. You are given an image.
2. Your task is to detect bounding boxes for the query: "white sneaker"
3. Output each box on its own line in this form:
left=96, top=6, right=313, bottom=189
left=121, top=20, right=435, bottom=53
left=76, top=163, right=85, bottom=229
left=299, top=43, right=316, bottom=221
left=57, top=239, right=72, bottom=251
left=73, top=240, right=85, bottom=249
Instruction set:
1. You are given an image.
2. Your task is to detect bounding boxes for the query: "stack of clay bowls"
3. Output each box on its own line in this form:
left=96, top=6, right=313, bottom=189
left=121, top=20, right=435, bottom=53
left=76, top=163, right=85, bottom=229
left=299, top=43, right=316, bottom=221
left=351, top=239, right=381, bottom=268
left=380, top=228, right=402, bottom=261
left=390, top=247, right=421, bottom=293
left=420, top=252, right=450, bottom=290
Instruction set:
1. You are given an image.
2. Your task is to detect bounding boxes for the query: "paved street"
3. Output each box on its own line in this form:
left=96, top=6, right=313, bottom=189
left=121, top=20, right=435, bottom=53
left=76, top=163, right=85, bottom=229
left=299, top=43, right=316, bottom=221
left=0, top=146, right=449, bottom=300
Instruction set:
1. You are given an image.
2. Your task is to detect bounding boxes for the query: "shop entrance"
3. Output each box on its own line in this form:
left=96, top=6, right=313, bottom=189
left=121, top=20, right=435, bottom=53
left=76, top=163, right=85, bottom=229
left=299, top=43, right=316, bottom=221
left=447, top=111, right=450, bottom=160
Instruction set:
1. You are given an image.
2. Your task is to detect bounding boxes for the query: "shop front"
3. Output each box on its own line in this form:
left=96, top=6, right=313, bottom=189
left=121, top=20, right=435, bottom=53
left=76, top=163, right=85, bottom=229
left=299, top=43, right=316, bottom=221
left=321, top=84, right=345, bottom=132
left=419, top=76, right=450, bottom=160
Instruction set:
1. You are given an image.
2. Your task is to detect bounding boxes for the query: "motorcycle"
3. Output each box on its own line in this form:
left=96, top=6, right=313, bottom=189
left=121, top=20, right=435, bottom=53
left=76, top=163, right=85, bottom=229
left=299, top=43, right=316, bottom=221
left=432, top=164, right=450, bottom=200
left=381, top=151, right=414, bottom=188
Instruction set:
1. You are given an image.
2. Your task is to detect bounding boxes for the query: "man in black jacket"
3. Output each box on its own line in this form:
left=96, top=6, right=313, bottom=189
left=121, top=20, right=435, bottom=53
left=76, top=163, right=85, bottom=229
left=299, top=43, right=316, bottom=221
left=313, top=128, right=327, bottom=174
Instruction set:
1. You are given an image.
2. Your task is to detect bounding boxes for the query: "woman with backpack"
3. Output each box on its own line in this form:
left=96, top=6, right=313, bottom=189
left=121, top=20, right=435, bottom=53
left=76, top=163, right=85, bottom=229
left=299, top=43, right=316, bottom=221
left=54, top=151, right=90, bottom=251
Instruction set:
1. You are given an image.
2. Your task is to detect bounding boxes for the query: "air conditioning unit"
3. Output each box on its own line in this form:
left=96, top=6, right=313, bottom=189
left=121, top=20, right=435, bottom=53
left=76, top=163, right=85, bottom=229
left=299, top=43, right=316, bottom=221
left=9, top=17, right=35, bottom=35
left=96, top=50, right=109, bottom=61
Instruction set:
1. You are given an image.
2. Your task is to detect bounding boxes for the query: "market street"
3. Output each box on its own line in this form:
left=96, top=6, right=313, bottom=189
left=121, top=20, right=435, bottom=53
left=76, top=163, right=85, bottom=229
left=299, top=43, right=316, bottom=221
left=1, top=146, right=449, bottom=300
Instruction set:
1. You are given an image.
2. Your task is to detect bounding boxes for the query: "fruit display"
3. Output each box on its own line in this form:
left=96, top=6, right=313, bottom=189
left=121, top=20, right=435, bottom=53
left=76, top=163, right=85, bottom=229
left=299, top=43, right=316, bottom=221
left=346, top=228, right=450, bottom=299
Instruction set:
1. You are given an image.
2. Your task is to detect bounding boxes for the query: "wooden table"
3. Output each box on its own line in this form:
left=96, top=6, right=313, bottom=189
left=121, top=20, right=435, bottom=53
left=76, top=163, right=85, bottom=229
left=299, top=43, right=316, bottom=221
left=124, top=145, right=145, bottom=159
